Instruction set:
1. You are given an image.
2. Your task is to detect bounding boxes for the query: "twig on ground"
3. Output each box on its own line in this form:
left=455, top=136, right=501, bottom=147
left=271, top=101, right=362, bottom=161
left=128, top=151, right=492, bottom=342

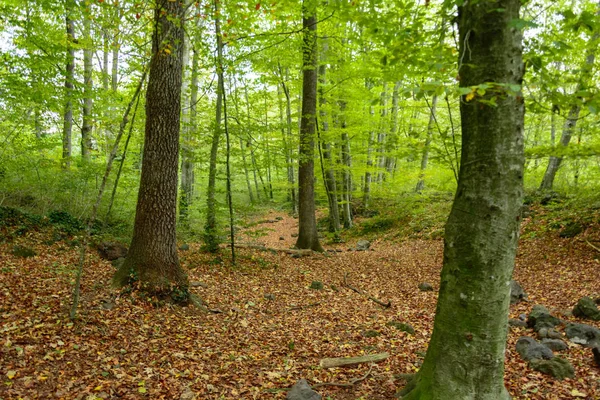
left=585, top=239, right=600, bottom=252
left=312, top=364, right=374, bottom=388
left=287, top=302, right=322, bottom=312
left=319, top=352, right=390, bottom=369
left=343, top=272, right=391, bottom=308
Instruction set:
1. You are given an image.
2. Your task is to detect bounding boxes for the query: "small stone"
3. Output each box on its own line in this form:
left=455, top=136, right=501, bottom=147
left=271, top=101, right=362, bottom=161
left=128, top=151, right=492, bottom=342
left=309, top=281, right=324, bottom=290
left=509, top=319, right=527, bottom=328
left=565, top=323, right=600, bottom=348
left=538, top=327, right=549, bottom=338
left=291, top=233, right=298, bottom=238
left=275, top=216, right=284, bottom=221
left=179, top=244, right=190, bottom=251
left=279, top=236, right=285, bottom=241
left=418, top=282, right=434, bottom=292
left=541, top=339, right=568, bottom=351
left=516, top=336, right=554, bottom=361
left=286, top=379, right=321, bottom=400
left=510, top=280, right=527, bottom=304
left=190, top=281, right=209, bottom=288
left=519, top=313, right=527, bottom=321
left=547, top=329, right=563, bottom=340
left=179, top=386, right=196, bottom=400
left=264, top=293, right=275, bottom=301
left=96, top=241, right=128, bottom=261
left=572, top=297, right=600, bottom=321
left=593, top=346, right=600, bottom=367
left=356, top=240, right=371, bottom=251
left=529, top=357, right=574, bottom=380
left=527, top=305, right=561, bottom=331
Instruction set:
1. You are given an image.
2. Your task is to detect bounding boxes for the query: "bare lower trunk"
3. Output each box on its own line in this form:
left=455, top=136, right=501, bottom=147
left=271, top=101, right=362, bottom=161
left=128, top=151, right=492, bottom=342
left=415, top=94, right=438, bottom=192
left=340, top=101, right=352, bottom=229
left=81, top=12, right=94, bottom=162
left=400, top=0, right=524, bottom=398
left=62, top=1, right=75, bottom=169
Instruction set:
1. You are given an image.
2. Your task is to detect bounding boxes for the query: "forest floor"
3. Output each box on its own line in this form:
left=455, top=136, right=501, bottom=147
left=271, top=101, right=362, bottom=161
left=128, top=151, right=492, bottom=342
left=1, top=208, right=600, bottom=399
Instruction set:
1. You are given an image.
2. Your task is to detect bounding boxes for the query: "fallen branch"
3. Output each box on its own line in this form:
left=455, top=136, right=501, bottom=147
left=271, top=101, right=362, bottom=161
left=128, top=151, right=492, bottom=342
left=313, top=364, right=374, bottom=388
left=585, top=239, right=600, bottom=252
left=343, top=272, right=391, bottom=308
left=319, top=352, right=389, bottom=369
left=287, top=302, right=322, bottom=312
left=228, top=243, right=318, bottom=257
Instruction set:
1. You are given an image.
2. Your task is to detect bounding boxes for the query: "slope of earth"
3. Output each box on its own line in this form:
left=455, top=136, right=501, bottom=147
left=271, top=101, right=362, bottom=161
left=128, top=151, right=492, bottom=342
left=0, top=211, right=599, bottom=399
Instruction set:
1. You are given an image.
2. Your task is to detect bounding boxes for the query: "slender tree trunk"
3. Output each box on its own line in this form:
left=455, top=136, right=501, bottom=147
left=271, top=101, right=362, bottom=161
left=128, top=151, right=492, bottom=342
left=540, top=6, right=599, bottom=191
left=62, top=0, right=75, bottom=169
left=318, top=38, right=340, bottom=233
left=179, top=24, right=195, bottom=225
left=339, top=100, right=352, bottom=229
left=81, top=10, right=94, bottom=162
left=296, top=0, right=323, bottom=252
left=264, top=90, right=274, bottom=199
left=415, top=94, right=438, bottom=192
left=386, top=81, right=401, bottom=173
left=400, top=0, right=524, bottom=397
left=232, top=77, right=254, bottom=203
left=113, top=0, right=187, bottom=291
left=363, top=80, right=375, bottom=209
left=243, top=83, right=263, bottom=201
left=279, top=67, right=298, bottom=214
left=204, top=1, right=224, bottom=252
left=376, top=81, right=387, bottom=182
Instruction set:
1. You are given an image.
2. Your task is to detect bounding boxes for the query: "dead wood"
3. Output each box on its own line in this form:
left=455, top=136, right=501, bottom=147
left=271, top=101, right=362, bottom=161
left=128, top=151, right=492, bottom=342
left=313, top=364, right=374, bottom=388
left=343, top=272, right=391, bottom=308
left=319, top=352, right=389, bottom=369
left=228, top=243, right=318, bottom=257
left=585, top=239, right=600, bottom=252
left=287, top=302, right=322, bottom=312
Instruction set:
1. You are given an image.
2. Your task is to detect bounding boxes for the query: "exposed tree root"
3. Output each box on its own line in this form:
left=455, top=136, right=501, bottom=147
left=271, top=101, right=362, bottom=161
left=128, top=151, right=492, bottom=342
left=319, top=352, right=389, bottom=369
left=343, top=272, right=391, bottom=308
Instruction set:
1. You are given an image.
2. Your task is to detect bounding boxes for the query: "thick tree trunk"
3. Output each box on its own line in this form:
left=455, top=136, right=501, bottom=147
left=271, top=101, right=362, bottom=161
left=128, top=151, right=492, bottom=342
left=415, top=94, right=438, bottom=192
left=204, top=2, right=224, bottom=252
left=62, top=0, right=75, bottom=169
left=113, top=0, right=187, bottom=291
left=400, top=0, right=524, bottom=398
left=296, top=0, right=323, bottom=252
left=81, top=11, right=94, bottom=162
left=540, top=8, right=598, bottom=191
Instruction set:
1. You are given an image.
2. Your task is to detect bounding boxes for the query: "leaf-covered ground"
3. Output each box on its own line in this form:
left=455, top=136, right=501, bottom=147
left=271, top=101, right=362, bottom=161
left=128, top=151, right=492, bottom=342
left=1, top=210, right=599, bottom=399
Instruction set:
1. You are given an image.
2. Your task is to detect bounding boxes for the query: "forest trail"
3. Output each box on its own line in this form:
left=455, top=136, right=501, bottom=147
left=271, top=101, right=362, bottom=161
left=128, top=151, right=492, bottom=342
left=1, top=211, right=599, bottom=399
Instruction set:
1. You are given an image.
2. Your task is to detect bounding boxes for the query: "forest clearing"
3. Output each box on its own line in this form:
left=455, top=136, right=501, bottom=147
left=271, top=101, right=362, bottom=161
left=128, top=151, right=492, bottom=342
left=1, top=205, right=599, bottom=399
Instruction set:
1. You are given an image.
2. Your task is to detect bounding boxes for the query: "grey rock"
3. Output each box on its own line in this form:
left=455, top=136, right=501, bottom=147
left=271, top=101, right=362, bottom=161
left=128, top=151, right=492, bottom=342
left=572, top=297, right=600, bottom=321
left=286, top=379, right=321, bottom=400
left=510, top=280, right=527, bottom=304
left=541, top=338, right=568, bottom=351
left=97, top=241, right=128, bottom=261
left=418, top=282, right=434, bottom=292
left=309, top=281, right=324, bottom=290
left=519, top=313, right=527, bottom=321
left=356, top=240, right=371, bottom=251
left=547, top=329, right=563, bottom=340
left=279, top=236, right=285, bottom=240
left=565, top=323, right=600, bottom=348
left=179, top=243, right=190, bottom=251
left=593, top=346, right=600, bottom=367
left=516, top=336, right=554, bottom=361
left=264, top=293, right=275, bottom=301
left=190, top=281, right=209, bottom=288
left=529, top=357, right=574, bottom=380
left=527, top=305, right=561, bottom=331
left=509, top=319, right=527, bottom=328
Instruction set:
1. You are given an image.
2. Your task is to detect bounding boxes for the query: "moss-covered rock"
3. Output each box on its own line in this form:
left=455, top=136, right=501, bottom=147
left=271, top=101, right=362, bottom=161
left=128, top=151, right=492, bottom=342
left=387, top=321, right=416, bottom=335
left=572, top=297, right=600, bottom=321
left=530, top=357, right=574, bottom=380
left=309, top=281, right=323, bottom=290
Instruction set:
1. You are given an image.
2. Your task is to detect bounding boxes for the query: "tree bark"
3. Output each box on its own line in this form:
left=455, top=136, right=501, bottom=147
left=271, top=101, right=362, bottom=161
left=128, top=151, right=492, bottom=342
left=363, top=80, right=375, bottom=210
left=279, top=66, right=298, bottom=214
left=62, top=0, right=75, bottom=169
left=113, top=0, right=187, bottom=291
left=81, top=8, right=94, bottom=162
left=204, top=1, right=224, bottom=252
left=296, top=0, right=323, bottom=252
left=400, top=0, right=524, bottom=398
left=386, top=81, right=401, bottom=174
left=376, top=81, right=387, bottom=182
left=339, top=101, right=352, bottom=229
left=415, top=94, right=438, bottom=192
left=179, top=22, right=194, bottom=225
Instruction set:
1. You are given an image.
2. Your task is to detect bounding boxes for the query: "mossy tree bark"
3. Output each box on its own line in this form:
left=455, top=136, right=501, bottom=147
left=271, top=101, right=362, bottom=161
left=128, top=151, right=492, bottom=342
left=399, top=0, right=524, bottom=398
left=296, top=0, right=323, bottom=252
left=113, top=0, right=187, bottom=291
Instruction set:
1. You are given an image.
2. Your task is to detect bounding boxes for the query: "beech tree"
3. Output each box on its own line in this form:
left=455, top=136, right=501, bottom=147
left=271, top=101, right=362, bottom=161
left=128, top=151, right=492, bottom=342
left=399, top=0, right=525, bottom=398
left=296, top=0, right=323, bottom=252
left=113, top=0, right=188, bottom=292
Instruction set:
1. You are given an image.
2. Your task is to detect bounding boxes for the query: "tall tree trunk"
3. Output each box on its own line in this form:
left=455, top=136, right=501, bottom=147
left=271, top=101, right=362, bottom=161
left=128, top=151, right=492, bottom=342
left=243, top=83, right=263, bottom=201
left=204, top=1, right=224, bottom=252
left=113, top=0, right=187, bottom=291
left=376, top=81, right=387, bottom=182
left=81, top=9, right=94, bottom=162
left=318, top=37, right=340, bottom=233
left=386, top=81, right=401, bottom=174
left=279, top=66, right=298, bottom=214
left=62, top=0, right=75, bottom=169
left=363, top=80, right=375, bottom=210
left=399, top=0, right=524, bottom=398
left=540, top=6, right=599, bottom=191
left=415, top=94, right=438, bottom=192
left=264, top=90, right=274, bottom=199
left=179, top=23, right=195, bottom=225
left=232, top=77, right=254, bottom=203
left=339, top=100, right=352, bottom=229
left=296, top=0, right=323, bottom=252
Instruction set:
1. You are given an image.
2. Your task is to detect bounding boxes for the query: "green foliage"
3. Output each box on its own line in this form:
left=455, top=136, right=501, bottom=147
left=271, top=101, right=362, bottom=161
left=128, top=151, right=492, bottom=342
left=47, top=210, right=83, bottom=234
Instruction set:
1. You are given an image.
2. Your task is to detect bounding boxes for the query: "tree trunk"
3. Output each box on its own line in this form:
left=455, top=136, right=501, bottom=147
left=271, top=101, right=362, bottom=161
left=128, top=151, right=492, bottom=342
left=399, top=0, right=524, bottom=398
left=339, top=100, right=352, bottom=229
left=386, top=81, right=401, bottom=174
left=204, top=2, right=224, bottom=252
left=81, top=9, right=94, bottom=162
left=232, top=77, right=254, bottom=203
left=415, top=94, right=438, bottom=192
left=296, top=0, right=323, bottom=252
left=62, top=0, right=75, bottom=169
left=279, top=66, right=298, bottom=214
left=540, top=6, right=599, bottom=191
left=363, top=82, right=375, bottom=210
left=113, top=0, right=187, bottom=291
left=318, top=37, right=340, bottom=233
left=376, top=81, right=387, bottom=182
left=179, top=24, right=195, bottom=225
